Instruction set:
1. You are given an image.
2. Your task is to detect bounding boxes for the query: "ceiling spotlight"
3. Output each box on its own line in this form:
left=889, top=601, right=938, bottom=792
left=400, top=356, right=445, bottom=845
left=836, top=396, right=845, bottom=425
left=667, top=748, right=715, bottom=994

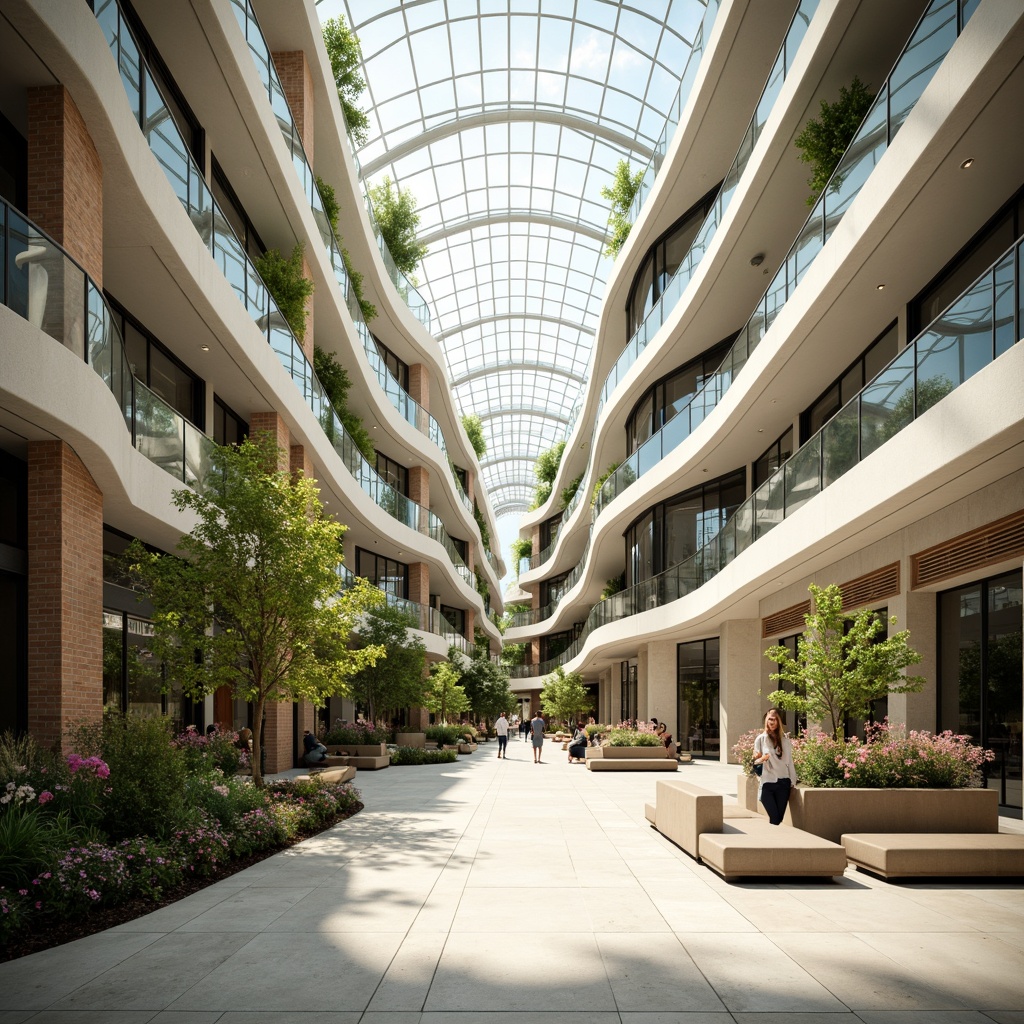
left=960, top=157, right=974, bottom=169
left=876, top=284, right=885, bottom=291
left=200, top=344, right=210, bottom=352
left=749, top=253, right=765, bottom=267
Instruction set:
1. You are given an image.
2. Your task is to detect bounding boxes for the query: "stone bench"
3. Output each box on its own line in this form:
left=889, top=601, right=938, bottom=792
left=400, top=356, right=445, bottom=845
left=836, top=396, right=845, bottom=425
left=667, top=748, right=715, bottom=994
left=650, top=779, right=846, bottom=880
left=841, top=833, right=1024, bottom=879
left=294, top=765, right=356, bottom=784
left=325, top=744, right=390, bottom=771
left=587, top=757, right=677, bottom=771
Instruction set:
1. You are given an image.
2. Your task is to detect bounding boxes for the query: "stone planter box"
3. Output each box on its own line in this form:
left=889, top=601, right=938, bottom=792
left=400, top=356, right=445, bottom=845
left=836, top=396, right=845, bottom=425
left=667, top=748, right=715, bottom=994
left=394, top=732, right=426, bottom=748
left=349, top=743, right=387, bottom=757
left=458, top=742, right=477, bottom=754
left=587, top=745, right=670, bottom=759
left=736, top=773, right=1000, bottom=841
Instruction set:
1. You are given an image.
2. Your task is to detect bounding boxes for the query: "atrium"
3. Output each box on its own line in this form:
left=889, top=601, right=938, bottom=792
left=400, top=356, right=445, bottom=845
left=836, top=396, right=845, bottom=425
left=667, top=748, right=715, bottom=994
left=0, top=0, right=1021, bottom=817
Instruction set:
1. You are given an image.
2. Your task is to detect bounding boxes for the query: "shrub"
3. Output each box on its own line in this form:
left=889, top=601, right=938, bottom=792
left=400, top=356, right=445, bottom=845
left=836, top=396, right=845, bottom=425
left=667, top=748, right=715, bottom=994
left=731, top=729, right=761, bottom=776
left=584, top=724, right=606, bottom=740
left=601, top=159, right=644, bottom=258
left=253, top=243, right=313, bottom=341
left=424, top=724, right=464, bottom=746
left=47, top=841, right=132, bottom=913
left=792, top=721, right=994, bottom=788
left=560, top=473, right=583, bottom=509
left=369, top=176, right=428, bottom=276
left=592, top=463, right=620, bottom=507
left=462, top=414, right=487, bottom=458
left=71, top=715, right=189, bottom=840
left=607, top=729, right=662, bottom=747
left=229, top=806, right=284, bottom=856
left=390, top=747, right=458, bottom=766
left=116, top=837, right=182, bottom=899
left=170, top=815, right=231, bottom=877
left=0, top=807, right=88, bottom=890
left=324, top=722, right=391, bottom=746
left=173, top=726, right=244, bottom=778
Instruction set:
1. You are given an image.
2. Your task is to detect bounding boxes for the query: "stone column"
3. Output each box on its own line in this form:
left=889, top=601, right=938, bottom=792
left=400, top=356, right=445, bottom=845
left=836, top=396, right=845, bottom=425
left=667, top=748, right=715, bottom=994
left=27, top=441, right=103, bottom=749
left=886, top=587, right=937, bottom=731
left=720, top=618, right=764, bottom=765
left=643, top=640, right=677, bottom=736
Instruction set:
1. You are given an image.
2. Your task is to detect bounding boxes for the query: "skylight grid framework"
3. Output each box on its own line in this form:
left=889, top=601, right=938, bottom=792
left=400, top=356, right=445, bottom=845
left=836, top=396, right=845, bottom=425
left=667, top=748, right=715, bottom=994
left=327, top=0, right=710, bottom=516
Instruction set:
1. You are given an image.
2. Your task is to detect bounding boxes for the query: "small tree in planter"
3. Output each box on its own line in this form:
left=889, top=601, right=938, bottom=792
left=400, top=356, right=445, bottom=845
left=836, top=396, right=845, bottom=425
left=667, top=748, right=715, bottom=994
left=539, top=666, right=591, bottom=728
left=424, top=661, right=470, bottom=725
left=764, top=583, right=925, bottom=740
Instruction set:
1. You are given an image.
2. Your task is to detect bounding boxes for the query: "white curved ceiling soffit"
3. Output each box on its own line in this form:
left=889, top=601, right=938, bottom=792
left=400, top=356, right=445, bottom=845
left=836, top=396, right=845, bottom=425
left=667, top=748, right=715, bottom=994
left=322, top=0, right=709, bottom=517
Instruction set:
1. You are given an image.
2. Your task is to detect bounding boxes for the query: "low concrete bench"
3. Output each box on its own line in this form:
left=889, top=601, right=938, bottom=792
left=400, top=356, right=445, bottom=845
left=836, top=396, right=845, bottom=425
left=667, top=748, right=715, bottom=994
left=294, top=765, right=356, bottom=784
left=650, top=779, right=846, bottom=880
left=326, top=744, right=390, bottom=771
left=842, top=833, right=1024, bottom=879
left=587, top=758, right=677, bottom=771
left=699, top=822, right=848, bottom=880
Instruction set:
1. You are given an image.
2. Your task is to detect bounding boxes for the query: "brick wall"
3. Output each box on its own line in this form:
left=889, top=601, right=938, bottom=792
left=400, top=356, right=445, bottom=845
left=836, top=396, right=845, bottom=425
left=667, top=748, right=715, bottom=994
left=272, top=52, right=314, bottom=163
left=262, top=701, right=293, bottom=773
left=408, top=465, right=429, bottom=507
left=27, top=441, right=103, bottom=749
left=28, top=86, right=103, bottom=288
left=249, top=412, right=290, bottom=471
left=408, top=364, right=430, bottom=411
left=408, top=562, right=430, bottom=606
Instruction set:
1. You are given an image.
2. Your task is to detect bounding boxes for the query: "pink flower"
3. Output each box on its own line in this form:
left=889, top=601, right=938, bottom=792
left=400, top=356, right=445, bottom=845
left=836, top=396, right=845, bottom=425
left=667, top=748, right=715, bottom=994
left=38, top=790, right=54, bottom=804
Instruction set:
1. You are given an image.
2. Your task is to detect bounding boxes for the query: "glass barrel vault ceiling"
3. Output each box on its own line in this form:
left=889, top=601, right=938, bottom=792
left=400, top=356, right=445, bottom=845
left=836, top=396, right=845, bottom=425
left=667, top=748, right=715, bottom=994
left=319, top=0, right=708, bottom=518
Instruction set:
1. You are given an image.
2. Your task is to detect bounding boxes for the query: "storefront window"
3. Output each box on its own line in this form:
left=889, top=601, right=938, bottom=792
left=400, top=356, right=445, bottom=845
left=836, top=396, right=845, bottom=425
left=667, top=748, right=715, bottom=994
left=677, top=638, right=720, bottom=758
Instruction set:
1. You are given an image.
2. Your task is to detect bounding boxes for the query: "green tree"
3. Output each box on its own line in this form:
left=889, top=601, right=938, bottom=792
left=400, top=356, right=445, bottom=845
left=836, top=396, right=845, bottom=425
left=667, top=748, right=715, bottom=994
left=535, top=440, right=565, bottom=485
left=425, top=661, right=470, bottom=724
left=369, top=176, right=428, bottom=276
left=350, top=602, right=427, bottom=723
left=125, top=435, right=385, bottom=786
left=462, top=414, right=487, bottom=458
left=794, top=76, right=874, bottom=206
left=600, top=160, right=644, bottom=258
left=765, top=583, right=925, bottom=740
left=254, top=243, right=313, bottom=342
left=449, top=640, right=513, bottom=726
left=321, top=16, right=370, bottom=146
left=539, top=666, right=592, bottom=727
left=313, top=345, right=375, bottom=461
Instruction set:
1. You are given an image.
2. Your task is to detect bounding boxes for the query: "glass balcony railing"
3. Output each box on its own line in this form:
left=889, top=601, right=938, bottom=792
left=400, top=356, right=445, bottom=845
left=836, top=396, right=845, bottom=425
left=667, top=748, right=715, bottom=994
left=1, top=198, right=216, bottom=489
left=226, top=0, right=476, bottom=523
left=549, top=0, right=819, bottom=559
left=511, top=228, right=1022, bottom=677
left=336, top=566, right=473, bottom=654
left=531, top=0, right=970, bottom=599
left=94, top=0, right=478, bottom=593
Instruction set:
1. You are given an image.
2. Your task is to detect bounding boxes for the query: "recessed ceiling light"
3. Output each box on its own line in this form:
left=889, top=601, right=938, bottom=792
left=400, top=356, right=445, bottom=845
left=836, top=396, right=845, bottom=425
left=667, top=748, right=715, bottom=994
left=876, top=284, right=885, bottom=291
left=749, top=253, right=765, bottom=267
left=200, top=344, right=210, bottom=351
left=960, top=157, right=974, bottom=169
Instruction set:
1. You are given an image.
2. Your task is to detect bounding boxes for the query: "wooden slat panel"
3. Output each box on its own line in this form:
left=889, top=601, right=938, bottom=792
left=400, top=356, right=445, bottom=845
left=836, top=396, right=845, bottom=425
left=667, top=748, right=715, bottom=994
left=913, top=508, right=1024, bottom=588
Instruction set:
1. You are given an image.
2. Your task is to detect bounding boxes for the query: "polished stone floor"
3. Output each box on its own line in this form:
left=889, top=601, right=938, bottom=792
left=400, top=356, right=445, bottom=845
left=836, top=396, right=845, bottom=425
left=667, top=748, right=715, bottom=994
left=2, top=733, right=1023, bottom=1023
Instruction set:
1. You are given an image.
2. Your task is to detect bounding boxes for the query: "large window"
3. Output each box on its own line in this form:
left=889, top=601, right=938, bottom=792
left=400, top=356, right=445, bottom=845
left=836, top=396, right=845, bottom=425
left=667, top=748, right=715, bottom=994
left=625, top=187, right=720, bottom=340
left=625, top=339, right=731, bottom=456
left=542, top=629, right=576, bottom=662
left=213, top=397, right=248, bottom=447
left=625, top=471, right=745, bottom=588
left=211, top=157, right=266, bottom=262
left=753, top=427, right=793, bottom=489
left=677, top=638, right=719, bottom=758
left=620, top=661, right=637, bottom=724
left=356, top=548, right=408, bottom=599
left=541, top=570, right=571, bottom=607
left=939, top=569, right=1022, bottom=813
left=110, top=300, right=204, bottom=429
left=373, top=337, right=410, bottom=394
left=375, top=451, right=409, bottom=496
left=0, top=453, right=28, bottom=735
left=540, top=513, right=562, bottom=552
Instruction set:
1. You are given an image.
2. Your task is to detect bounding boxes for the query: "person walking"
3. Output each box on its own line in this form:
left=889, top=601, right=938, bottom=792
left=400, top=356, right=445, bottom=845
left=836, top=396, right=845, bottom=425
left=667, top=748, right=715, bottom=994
left=753, top=708, right=798, bottom=825
left=495, top=711, right=509, bottom=758
left=530, top=710, right=545, bottom=763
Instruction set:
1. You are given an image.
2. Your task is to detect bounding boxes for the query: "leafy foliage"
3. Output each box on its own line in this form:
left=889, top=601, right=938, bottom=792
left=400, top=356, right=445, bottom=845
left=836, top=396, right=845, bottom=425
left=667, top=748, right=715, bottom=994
left=424, top=661, right=470, bottom=724
left=600, top=159, right=644, bottom=258
left=462, top=414, right=487, bottom=458
left=369, top=176, right=428, bottom=276
left=534, top=441, right=565, bottom=485
left=321, top=16, right=370, bottom=146
left=765, top=583, right=925, bottom=740
left=124, top=436, right=385, bottom=785
left=254, top=244, right=313, bottom=342
left=313, top=346, right=376, bottom=461
left=592, top=462, right=620, bottom=506
left=348, top=603, right=427, bottom=724
left=510, top=538, right=532, bottom=577
left=472, top=501, right=490, bottom=547
left=529, top=481, right=552, bottom=510
left=390, top=746, right=458, bottom=765
left=560, top=473, right=583, bottom=509
left=447, top=643, right=516, bottom=725
left=315, top=175, right=376, bottom=322
left=794, top=76, right=874, bottom=205
left=607, top=728, right=662, bottom=747
left=539, top=666, right=591, bottom=726
left=601, top=573, right=625, bottom=600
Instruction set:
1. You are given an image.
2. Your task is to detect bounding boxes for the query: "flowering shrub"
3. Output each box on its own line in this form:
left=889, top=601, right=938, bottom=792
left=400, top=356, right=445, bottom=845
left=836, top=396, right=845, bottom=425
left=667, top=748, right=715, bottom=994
left=390, top=746, right=458, bottom=765
left=229, top=807, right=285, bottom=856
left=66, top=754, right=110, bottom=779
left=325, top=721, right=391, bottom=745
left=170, top=817, right=231, bottom=876
left=792, top=722, right=993, bottom=788
left=48, top=843, right=131, bottom=912
left=731, top=729, right=762, bottom=776
left=173, top=726, right=245, bottom=777
left=115, top=838, right=182, bottom=898
left=607, top=727, right=662, bottom=747
left=1, top=781, right=37, bottom=809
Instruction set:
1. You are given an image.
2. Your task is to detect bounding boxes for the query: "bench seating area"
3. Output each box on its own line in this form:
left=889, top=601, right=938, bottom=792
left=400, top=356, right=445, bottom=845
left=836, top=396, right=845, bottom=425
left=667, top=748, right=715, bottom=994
left=294, top=765, right=356, bottom=784
left=650, top=779, right=846, bottom=880
left=588, top=758, right=677, bottom=772
left=842, top=833, right=1024, bottom=879
left=324, top=744, right=391, bottom=771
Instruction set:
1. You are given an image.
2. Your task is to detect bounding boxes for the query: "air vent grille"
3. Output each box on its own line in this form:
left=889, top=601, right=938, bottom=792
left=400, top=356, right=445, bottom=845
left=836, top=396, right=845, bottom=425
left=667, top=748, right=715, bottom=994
left=763, top=601, right=810, bottom=638
left=913, top=508, right=1024, bottom=588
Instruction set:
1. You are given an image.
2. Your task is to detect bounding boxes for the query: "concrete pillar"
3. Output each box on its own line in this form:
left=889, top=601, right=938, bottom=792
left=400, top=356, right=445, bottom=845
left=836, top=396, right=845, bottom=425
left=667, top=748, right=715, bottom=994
left=643, top=640, right=677, bottom=736
left=720, top=618, right=764, bottom=765
left=27, top=441, right=103, bottom=749
left=886, top=587, right=937, bottom=732
left=28, top=86, right=103, bottom=287
left=636, top=646, right=649, bottom=723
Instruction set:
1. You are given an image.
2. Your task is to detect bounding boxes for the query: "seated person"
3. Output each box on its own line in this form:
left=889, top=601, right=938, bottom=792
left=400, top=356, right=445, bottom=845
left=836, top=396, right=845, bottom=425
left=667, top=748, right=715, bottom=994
left=568, top=723, right=589, bottom=763
left=302, top=729, right=328, bottom=766
left=656, top=723, right=677, bottom=759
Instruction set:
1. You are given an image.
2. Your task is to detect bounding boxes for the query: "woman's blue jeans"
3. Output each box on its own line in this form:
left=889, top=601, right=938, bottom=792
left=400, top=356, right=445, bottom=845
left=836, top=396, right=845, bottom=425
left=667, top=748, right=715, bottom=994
left=760, top=778, right=792, bottom=825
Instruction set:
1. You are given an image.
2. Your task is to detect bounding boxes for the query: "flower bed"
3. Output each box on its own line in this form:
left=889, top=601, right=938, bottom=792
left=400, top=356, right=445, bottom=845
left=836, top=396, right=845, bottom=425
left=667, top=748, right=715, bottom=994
left=389, top=746, right=458, bottom=766
left=0, top=718, right=362, bottom=958
left=324, top=721, right=391, bottom=746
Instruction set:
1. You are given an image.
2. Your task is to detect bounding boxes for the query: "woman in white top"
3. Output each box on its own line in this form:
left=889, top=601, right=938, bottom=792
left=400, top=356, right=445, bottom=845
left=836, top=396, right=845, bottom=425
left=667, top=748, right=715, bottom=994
left=753, top=708, right=798, bottom=825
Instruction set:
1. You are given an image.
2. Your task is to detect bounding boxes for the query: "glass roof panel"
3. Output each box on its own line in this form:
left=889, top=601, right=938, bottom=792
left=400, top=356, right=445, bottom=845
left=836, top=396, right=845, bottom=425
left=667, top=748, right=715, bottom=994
left=320, top=0, right=708, bottom=517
